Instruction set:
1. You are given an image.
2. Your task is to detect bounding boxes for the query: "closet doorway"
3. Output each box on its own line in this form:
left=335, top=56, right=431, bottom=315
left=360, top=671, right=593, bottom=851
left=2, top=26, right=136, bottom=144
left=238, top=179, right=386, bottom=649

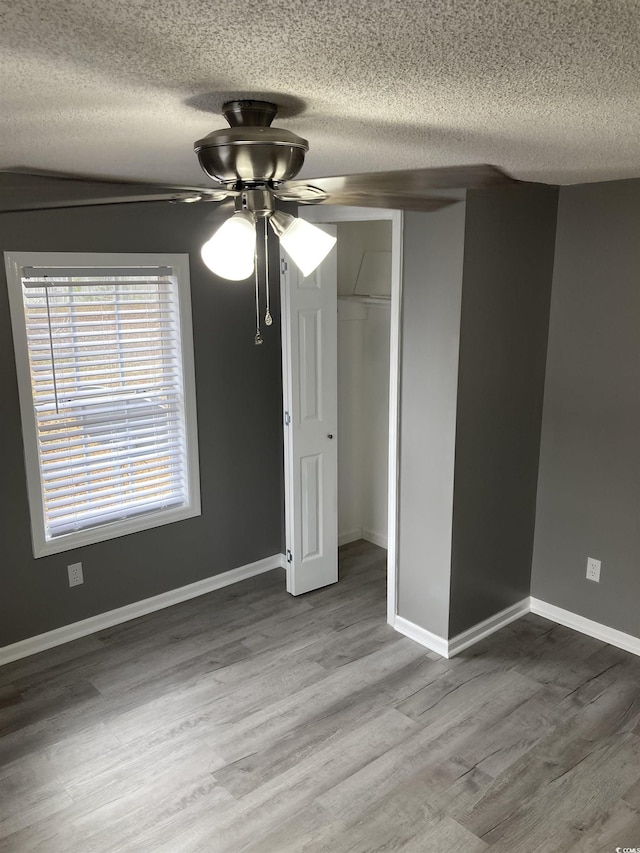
left=283, top=206, right=403, bottom=624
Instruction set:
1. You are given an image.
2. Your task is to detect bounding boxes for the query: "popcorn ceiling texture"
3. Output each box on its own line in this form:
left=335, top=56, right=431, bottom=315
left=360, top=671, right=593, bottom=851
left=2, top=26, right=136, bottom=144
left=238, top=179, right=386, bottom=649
left=0, top=0, right=639, bottom=186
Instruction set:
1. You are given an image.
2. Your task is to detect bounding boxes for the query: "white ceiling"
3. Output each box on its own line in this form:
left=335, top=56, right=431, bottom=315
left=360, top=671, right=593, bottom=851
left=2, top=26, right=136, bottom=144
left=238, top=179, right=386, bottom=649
left=2, top=0, right=639, bottom=187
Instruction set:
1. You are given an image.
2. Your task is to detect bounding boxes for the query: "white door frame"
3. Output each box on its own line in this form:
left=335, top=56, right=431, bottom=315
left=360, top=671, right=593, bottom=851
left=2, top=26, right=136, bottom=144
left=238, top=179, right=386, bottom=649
left=295, top=205, right=403, bottom=625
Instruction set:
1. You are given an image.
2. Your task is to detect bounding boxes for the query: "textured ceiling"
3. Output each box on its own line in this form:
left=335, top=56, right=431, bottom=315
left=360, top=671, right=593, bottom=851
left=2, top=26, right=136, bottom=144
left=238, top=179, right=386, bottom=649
left=1, top=0, right=639, bottom=187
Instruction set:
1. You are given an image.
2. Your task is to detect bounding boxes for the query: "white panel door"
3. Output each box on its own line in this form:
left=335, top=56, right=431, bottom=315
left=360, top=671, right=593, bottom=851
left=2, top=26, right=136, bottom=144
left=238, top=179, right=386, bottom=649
left=281, top=226, right=338, bottom=595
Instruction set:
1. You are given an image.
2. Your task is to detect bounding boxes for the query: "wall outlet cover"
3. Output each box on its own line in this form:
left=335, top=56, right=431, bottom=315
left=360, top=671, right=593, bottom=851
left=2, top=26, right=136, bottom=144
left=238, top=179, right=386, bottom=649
left=586, top=557, right=601, bottom=583
left=68, top=562, right=84, bottom=587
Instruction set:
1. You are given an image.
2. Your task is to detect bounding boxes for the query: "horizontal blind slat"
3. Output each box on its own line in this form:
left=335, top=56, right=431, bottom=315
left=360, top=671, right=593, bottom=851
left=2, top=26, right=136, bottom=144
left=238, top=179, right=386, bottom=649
left=47, top=488, right=185, bottom=522
left=26, top=318, right=177, bottom=333
left=38, top=424, right=182, bottom=455
left=25, top=297, right=174, bottom=308
left=39, top=432, right=183, bottom=459
left=38, top=413, right=181, bottom=442
left=45, top=468, right=185, bottom=499
left=26, top=302, right=173, bottom=320
left=26, top=285, right=173, bottom=292
left=25, top=294, right=175, bottom=302
left=39, top=438, right=183, bottom=471
left=42, top=458, right=183, bottom=488
left=23, top=266, right=173, bottom=279
left=26, top=323, right=176, bottom=340
left=30, top=348, right=178, bottom=368
left=26, top=334, right=180, bottom=352
left=35, top=375, right=176, bottom=389
left=41, top=446, right=184, bottom=480
left=37, top=406, right=181, bottom=434
left=40, top=442, right=183, bottom=475
left=25, top=291, right=174, bottom=301
left=46, top=475, right=185, bottom=509
left=33, top=385, right=179, bottom=407
left=49, top=495, right=185, bottom=537
left=47, top=479, right=185, bottom=506
left=39, top=431, right=184, bottom=464
left=32, top=366, right=180, bottom=389
left=36, top=396, right=181, bottom=424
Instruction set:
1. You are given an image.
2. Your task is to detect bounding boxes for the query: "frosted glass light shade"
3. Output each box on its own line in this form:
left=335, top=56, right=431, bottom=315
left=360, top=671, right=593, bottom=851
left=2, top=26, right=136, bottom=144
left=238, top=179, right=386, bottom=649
left=270, top=212, right=336, bottom=277
left=201, top=213, right=256, bottom=280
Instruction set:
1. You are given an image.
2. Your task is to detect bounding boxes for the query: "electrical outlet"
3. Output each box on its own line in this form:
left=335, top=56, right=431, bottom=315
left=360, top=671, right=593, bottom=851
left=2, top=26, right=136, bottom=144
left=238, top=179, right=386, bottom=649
left=586, top=557, right=601, bottom=583
left=67, top=562, right=84, bottom=587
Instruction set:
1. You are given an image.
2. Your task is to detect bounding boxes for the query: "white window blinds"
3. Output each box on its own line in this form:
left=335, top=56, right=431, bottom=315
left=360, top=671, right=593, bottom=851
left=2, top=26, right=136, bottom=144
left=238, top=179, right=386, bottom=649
left=20, top=265, right=191, bottom=541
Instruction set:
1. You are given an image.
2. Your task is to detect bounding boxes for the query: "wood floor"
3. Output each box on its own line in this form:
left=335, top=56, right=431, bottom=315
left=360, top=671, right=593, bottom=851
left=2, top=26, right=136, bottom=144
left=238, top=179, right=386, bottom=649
left=1, top=540, right=639, bottom=852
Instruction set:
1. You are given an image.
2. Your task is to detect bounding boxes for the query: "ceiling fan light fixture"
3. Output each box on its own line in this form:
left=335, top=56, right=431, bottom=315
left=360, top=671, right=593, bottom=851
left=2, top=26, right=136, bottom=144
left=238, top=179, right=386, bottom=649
left=269, top=211, right=337, bottom=277
left=201, top=211, right=256, bottom=280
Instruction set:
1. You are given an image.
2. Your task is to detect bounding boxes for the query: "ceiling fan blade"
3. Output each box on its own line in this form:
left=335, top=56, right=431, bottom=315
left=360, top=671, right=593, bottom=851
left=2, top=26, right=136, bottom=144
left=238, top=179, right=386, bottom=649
left=288, top=190, right=458, bottom=212
left=0, top=169, right=227, bottom=213
left=2, top=167, right=214, bottom=193
left=278, top=164, right=514, bottom=211
left=0, top=198, right=238, bottom=214
left=273, top=185, right=330, bottom=204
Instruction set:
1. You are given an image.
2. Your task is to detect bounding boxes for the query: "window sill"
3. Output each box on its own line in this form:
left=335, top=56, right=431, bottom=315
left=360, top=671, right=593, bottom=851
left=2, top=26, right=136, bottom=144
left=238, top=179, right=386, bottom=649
left=31, top=501, right=201, bottom=558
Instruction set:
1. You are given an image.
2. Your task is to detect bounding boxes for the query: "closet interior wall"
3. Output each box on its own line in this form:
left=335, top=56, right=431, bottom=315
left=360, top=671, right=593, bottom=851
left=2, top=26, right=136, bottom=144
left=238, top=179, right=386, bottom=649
left=336, top=220, right=392, bottom=550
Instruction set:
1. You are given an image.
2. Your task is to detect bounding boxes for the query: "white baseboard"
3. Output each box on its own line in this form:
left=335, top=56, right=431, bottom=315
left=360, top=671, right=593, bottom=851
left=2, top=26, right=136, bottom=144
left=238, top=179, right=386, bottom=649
left=394, top=599, right=529, bottom=659
left=338, top=528, right=363, bottom=546
left=530, top=597, right=640, bottom=657
left=362, top=528, right=388, bottom=549
left=448, top=598, right=531, bottom=657
left=6, top=557, right=638, bottom=669
left=338, top=528, right=388, bottom=549
left=0, top=553, right=286, bottom=667
left=393, top=615, right=449, bottom=658
left=394, top=595, right=640, bottom=661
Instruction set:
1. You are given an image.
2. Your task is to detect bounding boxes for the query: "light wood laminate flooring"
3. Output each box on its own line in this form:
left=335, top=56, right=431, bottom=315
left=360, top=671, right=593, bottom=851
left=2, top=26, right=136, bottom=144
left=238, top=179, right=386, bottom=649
left=1, top=540, right=639, bottom=852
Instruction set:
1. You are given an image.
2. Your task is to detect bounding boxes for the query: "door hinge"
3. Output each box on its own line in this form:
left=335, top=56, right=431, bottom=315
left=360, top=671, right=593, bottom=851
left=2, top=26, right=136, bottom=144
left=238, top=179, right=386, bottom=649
left=284, top=411, right=291, bottom=426
left=281, top=258, right=288, bottom=274
left=286, top=549, right=293, bottom=564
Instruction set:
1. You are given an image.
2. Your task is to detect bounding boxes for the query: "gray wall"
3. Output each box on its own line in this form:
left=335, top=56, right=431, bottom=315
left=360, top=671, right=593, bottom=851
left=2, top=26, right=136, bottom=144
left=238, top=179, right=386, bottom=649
left=397, top=204, right=466, bottom=638
left=0, top=201, right=284, bottom=647
left=448, top=184, right=559, bottom=636
left=532, top=179, right=640, bottom=639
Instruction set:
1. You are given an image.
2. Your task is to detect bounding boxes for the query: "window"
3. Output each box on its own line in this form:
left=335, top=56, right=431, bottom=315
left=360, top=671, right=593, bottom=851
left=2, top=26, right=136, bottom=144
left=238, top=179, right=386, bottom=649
left=5, top=252, right=200, bottom=557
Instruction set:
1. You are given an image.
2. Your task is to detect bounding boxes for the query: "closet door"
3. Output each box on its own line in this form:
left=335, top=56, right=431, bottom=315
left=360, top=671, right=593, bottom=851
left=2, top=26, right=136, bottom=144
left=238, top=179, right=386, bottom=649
left=280, top=226, right=338, bottom=595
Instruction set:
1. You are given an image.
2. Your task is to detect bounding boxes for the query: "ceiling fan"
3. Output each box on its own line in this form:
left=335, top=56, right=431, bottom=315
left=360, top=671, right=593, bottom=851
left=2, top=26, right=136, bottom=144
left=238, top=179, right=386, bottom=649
left=0, top=99, right=515, bottom=342
left=189, top=100, right=514, bottom=282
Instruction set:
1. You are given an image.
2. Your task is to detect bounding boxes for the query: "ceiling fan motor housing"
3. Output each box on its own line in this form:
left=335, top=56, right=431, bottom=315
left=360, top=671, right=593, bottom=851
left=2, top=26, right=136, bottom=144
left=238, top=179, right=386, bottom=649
left=194, top=100, right=308, bottom=186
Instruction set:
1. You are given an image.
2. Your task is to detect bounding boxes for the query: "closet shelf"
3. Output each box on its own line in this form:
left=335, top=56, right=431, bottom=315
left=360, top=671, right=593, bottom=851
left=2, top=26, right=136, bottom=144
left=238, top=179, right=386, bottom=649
left=338, top=295, right=390, bottom=305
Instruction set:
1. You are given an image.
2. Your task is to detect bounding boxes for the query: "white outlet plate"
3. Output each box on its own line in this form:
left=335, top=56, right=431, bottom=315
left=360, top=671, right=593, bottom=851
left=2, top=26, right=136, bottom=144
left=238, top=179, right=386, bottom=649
left=586, top=557, right=601, bottom=583
left=67, top=562, right=84, bottom=587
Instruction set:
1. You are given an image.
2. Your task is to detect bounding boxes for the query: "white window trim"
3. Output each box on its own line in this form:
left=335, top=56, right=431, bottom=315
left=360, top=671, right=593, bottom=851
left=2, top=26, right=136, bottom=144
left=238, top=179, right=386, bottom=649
left=5, top=251, right=201, bottom=558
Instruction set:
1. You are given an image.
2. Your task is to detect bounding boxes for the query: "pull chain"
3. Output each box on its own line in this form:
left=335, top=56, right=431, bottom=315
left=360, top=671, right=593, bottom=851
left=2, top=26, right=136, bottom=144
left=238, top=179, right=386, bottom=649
left=254, top=239, right=263, bottom=346
left=264, top=217, right=272, bottom=326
